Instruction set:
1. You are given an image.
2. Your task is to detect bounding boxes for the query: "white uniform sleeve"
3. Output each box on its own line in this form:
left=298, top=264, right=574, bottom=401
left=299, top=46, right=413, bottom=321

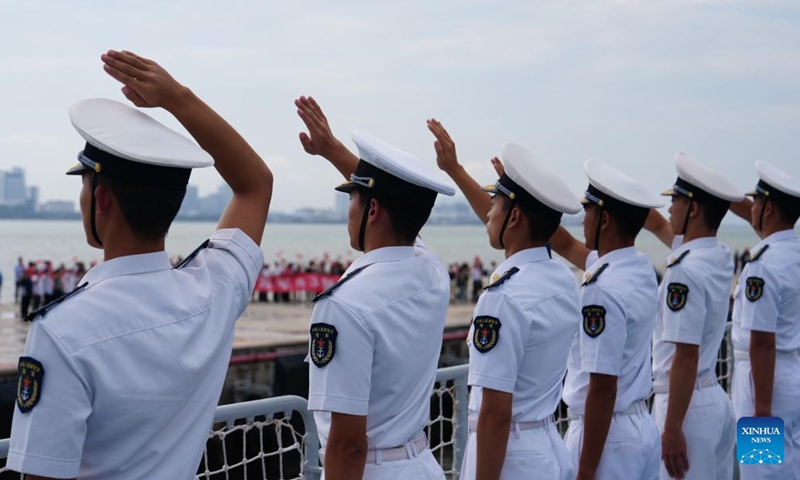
left=660, top=265, right=706, bottom=345
left=738, top=261, right=780, bottom=333
left=307, top=299, right=374, bottom=416
left=579, top=285, right=626, bottom=376
left=194, top=228, right=265, bottom=306
left=7, top=323, right=92, bottom=478
left=467, top=292, right=528, bottom=393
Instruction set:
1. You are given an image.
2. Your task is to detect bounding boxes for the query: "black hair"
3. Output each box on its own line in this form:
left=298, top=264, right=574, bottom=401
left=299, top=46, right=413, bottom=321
left=357, top=189, right=432, bottom=243
left=499, top=195, right=562, bottom=243
left=97, top=175, right=186, bottom=241
left=698, top=200, right=730, bottom=230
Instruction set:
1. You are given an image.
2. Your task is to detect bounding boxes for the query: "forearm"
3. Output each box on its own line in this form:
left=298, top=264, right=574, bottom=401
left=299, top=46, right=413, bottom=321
left=750, top=333, right=776, bottom=416
left=324, top=440, right=368, bottom=480
left=322, top=141, right=360, bottom=180
left=476, top=412, right=511, bottom=480
left=165, top=88, right=272, bottom=196
left=730, top=199, right=754, bottom=222
left=550, top=226, right=590, bottom=269
left=664, top=345, right=699, bottom=432
left=578, top=376, right=617, bottom=476
left=445, top=164, right=491, bottom=224
left=644, top=209, right=674, bottom=248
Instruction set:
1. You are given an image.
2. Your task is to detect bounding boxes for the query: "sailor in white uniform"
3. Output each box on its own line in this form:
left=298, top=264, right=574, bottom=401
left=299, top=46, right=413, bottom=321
left=296, top=100, right=455, bottom=480
left=8, top=50, right=272, bottom=480
left=550, top=159, right=663, bottom=480
left=646, top=153, right=742, bottom=480
left=425, top=132, right=582, bottom=480
left=731, top=161, right=800, bottom=480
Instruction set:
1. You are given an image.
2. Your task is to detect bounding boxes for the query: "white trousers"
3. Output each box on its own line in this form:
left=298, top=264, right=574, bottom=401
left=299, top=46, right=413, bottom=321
left=732, top=356, right=800, bottom=480
left=653, top=385, right=735, bottom=480
left=460, top=423, right=575, bottom=480
left=320, top=448, right=444, bottom=480
left=565, top=410, right=660, bottom=480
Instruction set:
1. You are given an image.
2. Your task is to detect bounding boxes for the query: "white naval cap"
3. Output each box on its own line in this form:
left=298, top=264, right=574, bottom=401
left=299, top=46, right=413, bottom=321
left=582, top=158, right=664, bottom=210
left=67, top=98, right=213, bottom=187
left=335, top=129, right=455, bottom=208
left=480, top=143, right=581, bottom=214
left=662, top=153, right=745, bottom=204
left=746, top=160, right=800, bottom=201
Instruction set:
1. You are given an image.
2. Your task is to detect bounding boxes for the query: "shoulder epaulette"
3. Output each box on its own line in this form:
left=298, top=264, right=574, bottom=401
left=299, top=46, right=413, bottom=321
left=666, top=250, right=691, bottom=269
left=581, top=263, right=609, bottom=287
left=27, top=282, right=88, bottom=322
left=175, top=239, right=211, bottom=269
left=485, top=267, right=520, bottom=290
left=750, top=245, right=770, bottom=262
left=313, top=265, right=371, bottom=303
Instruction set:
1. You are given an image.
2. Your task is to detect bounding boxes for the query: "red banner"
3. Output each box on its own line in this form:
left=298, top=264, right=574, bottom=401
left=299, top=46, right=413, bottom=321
left=255, top=273, right=340, bottom=294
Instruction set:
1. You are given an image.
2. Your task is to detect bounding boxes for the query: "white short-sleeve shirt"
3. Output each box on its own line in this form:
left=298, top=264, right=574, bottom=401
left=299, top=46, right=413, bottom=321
left=562, top=247, right=658, bottom=414
left=307, top=240, right=450, bottom=451
left=732, top=230, right=800, bottom=352
left=652, top=236, right=735, bottom=383
left=466, top=247, right=581, bottom=423
left=9, top=228, right=264, bottom=480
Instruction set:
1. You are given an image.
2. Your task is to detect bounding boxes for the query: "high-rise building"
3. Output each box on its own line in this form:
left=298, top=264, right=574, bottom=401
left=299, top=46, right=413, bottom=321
left=334, top=193, right=348, bottom=221
left=3, top=167, right=26, bottom=205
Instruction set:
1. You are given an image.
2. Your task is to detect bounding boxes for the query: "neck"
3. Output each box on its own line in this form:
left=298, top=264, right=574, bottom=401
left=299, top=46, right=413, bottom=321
left=682, top=227, right=717, bottom=244
left=597, top=235, right=635, bottom=258
left=504, top=236, right=546, bottom=259
left=362, top=233, right=414, bottom=253
left=758, top=221, right=794, bottom=239
left=102, top=235, right=165, bottom=262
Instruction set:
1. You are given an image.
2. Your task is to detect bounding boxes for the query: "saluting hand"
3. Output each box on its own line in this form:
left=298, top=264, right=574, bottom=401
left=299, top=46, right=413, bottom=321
left=295, top=96, right=342, bottom=158
left=662, top=428, right=690, bottom=479
left=490, top=156, right=505, bottom=177
left=426, top=118, right=461, bottom=174
left=101, top=50, right=187, bottom=111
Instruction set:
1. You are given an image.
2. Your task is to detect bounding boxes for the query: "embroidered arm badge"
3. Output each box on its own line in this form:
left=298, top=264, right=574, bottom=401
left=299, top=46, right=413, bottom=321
left=472, top=316, right=501, bottom=353
left=582, top=305, right=606, bottom=338
left=309, top=323, right=338, bottom=367
left=667, top=283, right=689, bottom=311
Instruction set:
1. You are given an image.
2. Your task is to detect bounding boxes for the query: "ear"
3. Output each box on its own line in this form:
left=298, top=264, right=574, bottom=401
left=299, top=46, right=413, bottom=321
left=507, top=205, right=523, bottom=228
left=367, top=197, right=381, bottom=225
left=689, top=200, right=701, bottom=218
left=94, top=183, right=115, bottom=215
left=762, top=199, right=776, bottom=220
left=599, top=209, right=612, bottom=232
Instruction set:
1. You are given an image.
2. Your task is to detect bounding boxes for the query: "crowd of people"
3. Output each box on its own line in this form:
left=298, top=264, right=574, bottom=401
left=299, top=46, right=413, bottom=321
left=10, top=257, right=92, bottom=320
left=251, top=256, right=495, bottom=304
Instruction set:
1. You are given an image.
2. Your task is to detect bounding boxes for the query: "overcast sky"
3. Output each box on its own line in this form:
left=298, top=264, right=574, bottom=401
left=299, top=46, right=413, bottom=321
left=1, top=0, right=799, bottom=213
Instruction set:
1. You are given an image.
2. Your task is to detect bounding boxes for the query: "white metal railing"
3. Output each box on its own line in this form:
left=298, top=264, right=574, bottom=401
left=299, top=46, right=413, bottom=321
left=0, top=323, right=737, bottom=479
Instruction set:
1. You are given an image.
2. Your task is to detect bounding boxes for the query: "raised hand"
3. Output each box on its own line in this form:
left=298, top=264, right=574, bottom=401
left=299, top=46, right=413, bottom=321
left=100, top=50, right=187, bottom=111
left=490, top=156, right=505, bottom=177
left=295, top=96, right=343, bottom=158
left=426, top=118, right=459, bottom=174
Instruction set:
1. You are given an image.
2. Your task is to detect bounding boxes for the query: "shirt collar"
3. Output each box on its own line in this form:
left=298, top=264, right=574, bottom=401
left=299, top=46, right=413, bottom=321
left=753, top=229, right=799, bottom=253
left=491, top=247, right=550, bottom=278
left=591, top=246, right=638, bottom=271
left=346, top=246, right=415, bottom=274
left=81, top=251, right=174, bottom=286
left=669, top=236, right=718, bottom=262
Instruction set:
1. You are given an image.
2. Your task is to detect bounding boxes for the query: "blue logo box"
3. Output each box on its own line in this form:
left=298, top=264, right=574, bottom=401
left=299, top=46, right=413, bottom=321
left=737, top=417, right=784, bottom=466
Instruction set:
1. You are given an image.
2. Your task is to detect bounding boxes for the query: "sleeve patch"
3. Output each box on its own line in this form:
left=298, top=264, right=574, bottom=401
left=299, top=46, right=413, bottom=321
left=17, top=356, right=44, bottom=413
left=472, top=316, right=501, bottom=353
left=582, top=305, right=606, bottom=338
left=667, top=283, right=689, bottom=311
left=309, top=323, right=338, bottom=367
left=745, top=277, right=765, bottom=302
